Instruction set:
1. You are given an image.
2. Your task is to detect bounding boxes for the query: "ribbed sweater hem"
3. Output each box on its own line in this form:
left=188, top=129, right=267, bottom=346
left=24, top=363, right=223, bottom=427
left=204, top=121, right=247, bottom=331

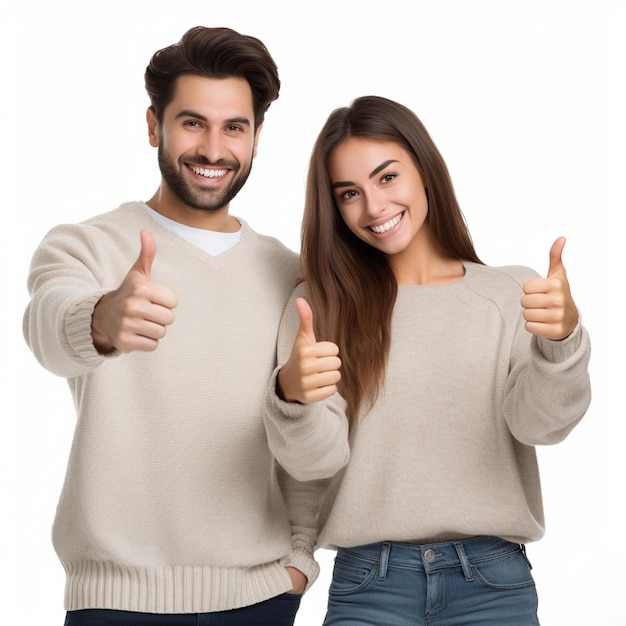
left=62, top=560, right=294, bottom=613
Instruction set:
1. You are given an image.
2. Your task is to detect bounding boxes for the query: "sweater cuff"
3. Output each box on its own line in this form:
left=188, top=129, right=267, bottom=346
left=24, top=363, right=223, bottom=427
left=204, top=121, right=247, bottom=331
left=266, top=367, right=315, bottom=420
left=534, top=316, right=587, bottom=364
left=65, top=290, right=116, bottom=366
left=280, top=547, right=320, bottom=592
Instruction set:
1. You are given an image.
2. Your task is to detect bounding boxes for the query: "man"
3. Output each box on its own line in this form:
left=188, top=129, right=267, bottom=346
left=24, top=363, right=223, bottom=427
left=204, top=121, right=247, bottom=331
left=23, top=26, right=314, bottom=625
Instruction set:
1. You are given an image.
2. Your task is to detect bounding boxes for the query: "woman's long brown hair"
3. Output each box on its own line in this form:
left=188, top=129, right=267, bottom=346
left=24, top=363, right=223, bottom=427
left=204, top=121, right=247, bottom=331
left=301, top=96, right=483, bottom=426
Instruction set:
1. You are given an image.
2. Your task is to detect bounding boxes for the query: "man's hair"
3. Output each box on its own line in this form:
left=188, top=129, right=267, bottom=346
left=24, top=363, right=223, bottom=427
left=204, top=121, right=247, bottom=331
left=145, top=26, right=280, bottom=128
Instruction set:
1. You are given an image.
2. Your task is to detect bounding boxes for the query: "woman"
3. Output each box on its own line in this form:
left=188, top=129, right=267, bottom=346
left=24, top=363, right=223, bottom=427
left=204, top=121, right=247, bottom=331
left=263, top=96, right=591, bottom=625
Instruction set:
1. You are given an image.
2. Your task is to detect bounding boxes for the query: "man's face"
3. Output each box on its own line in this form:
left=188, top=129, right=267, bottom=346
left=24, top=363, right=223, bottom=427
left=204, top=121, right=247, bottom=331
left=148, top=74, right=261, bottom=215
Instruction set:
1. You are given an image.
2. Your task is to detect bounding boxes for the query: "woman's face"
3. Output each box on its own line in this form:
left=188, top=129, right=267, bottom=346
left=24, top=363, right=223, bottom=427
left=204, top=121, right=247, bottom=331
left=328, top=137, right=429, bottom=258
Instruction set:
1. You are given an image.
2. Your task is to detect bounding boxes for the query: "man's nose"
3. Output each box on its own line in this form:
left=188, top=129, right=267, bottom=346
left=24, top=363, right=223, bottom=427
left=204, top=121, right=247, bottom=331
left=199, top=128, right=225, bottom=163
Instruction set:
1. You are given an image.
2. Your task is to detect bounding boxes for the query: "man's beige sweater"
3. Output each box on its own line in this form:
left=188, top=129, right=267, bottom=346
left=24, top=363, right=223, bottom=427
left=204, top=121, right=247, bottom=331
left=23, top=202, right=317, bottom=613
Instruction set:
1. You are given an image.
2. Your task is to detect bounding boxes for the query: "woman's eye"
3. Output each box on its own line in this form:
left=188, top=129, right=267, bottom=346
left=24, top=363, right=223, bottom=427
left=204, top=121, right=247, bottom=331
left=381, top=173, right=397, bottom=184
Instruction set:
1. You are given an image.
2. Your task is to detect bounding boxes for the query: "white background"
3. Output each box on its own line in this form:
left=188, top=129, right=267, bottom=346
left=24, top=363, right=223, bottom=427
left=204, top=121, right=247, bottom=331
left=1, top=1, right=624, bottom=624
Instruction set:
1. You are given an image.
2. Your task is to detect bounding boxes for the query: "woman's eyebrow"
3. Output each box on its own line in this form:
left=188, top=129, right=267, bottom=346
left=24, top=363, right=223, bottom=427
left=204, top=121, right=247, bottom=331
left=332, top=159, right=399, bottom=190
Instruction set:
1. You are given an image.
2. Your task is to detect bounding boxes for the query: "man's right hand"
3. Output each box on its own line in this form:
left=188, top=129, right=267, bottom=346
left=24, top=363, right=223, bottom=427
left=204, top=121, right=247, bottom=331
left=91, top=229, right=179, bottom=354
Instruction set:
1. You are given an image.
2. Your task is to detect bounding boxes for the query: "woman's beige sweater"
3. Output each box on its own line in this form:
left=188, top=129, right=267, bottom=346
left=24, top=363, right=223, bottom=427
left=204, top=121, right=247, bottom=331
left=264, top=263, right=591, bottom=548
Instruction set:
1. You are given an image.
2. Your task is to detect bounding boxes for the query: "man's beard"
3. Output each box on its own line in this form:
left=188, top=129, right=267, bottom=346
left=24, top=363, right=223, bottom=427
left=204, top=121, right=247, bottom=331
left=157, top=146, right=253, bottom=212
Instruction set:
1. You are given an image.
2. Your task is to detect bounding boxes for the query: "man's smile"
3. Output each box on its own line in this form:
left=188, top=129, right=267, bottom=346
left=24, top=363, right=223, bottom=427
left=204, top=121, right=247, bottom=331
left=188, top=164, right=228, bottom=179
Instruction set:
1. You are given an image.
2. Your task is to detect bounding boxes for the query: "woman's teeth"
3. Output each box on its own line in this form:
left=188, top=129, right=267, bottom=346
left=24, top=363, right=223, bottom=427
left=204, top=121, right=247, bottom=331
left=370, top=213, right=403, bottom=234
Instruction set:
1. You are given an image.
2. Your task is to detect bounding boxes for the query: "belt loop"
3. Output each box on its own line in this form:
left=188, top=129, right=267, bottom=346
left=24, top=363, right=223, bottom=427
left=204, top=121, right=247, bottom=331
left=519, top=543, right=533, bottom=569
left=454, top=541, right=474, bottom=582
left=378, top=542, right=391, bottom=580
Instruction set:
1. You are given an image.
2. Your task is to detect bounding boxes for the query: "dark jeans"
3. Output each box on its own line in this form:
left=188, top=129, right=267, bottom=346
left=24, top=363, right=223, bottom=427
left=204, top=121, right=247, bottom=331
left=64, top=593, right=302, bottom=626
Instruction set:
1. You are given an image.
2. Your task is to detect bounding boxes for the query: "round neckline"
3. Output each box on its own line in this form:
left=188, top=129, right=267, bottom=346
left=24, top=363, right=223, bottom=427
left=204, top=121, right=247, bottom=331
left=396, top=262, right=473, bottom=290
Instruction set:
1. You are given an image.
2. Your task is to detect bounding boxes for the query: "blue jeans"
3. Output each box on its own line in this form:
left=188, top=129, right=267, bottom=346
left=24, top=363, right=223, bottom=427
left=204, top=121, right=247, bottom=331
left=323, top=536, right=539, bottom=625
left=64, top=593, right=302, bottom=626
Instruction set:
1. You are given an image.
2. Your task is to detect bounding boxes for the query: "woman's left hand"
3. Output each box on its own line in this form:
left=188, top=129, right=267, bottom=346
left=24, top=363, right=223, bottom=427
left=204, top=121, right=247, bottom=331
left=521, top=236, right=579, bottom=340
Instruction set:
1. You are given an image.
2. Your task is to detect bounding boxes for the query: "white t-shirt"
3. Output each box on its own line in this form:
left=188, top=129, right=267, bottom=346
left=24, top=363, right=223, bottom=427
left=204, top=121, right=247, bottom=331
left=143, top=203, right=241, bottom=255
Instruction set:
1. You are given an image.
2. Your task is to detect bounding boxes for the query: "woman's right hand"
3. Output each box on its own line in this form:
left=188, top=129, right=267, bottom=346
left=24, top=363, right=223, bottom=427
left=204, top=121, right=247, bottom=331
left=276, top=298, right=342, bottom=403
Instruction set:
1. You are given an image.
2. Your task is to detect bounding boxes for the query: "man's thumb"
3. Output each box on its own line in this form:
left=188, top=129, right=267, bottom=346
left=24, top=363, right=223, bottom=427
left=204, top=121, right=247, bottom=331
left=547, top=236, right=566, bottom=277
left=133, top=229, right=156, bottom=279
left=295, top=297, right=316, bottom=343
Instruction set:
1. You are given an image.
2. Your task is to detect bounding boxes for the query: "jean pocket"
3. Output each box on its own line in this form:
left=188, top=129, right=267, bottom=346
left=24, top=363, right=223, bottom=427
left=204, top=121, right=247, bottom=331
left=328, top=550, right=377, bottom=595
left=472, top=548, right=536, bottom=590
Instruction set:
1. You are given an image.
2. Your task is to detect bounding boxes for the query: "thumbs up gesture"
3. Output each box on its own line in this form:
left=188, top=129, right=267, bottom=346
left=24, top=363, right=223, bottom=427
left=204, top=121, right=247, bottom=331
left=91, top=230, right=179, bottom=354
left=277, top=298, right=342, bottom=403
left=521, top=237, right=579, bottom=340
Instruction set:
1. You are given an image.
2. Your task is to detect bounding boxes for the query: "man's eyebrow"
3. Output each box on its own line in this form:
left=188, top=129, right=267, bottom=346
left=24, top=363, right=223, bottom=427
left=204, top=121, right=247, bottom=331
left=332, top=159, right=399, bottom=190
left=174, top=110, right=251, bottom=127
left=175, top=110, right=207, bottom=122
left=224, top=116, right=252, bottom=127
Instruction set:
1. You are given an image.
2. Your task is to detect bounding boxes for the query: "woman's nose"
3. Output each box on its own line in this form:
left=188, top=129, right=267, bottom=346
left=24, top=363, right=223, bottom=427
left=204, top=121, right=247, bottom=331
left=364, top=188, right=387, bottom=216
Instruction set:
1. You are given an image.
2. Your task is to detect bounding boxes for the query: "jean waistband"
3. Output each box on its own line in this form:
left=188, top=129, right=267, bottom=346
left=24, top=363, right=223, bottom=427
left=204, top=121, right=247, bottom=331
left=338, top=536, right=525, bottom=580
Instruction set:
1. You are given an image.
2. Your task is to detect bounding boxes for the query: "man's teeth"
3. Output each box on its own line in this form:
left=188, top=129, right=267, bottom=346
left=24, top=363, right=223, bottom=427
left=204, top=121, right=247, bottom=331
left=370, top=213, right=403, bottom=234
left=190, top=165, right=227, bottom=178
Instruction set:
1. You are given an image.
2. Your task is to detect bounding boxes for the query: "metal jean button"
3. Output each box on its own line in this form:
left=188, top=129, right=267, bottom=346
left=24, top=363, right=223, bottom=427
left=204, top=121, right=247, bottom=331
left=423, top=548, right=436, bottom=563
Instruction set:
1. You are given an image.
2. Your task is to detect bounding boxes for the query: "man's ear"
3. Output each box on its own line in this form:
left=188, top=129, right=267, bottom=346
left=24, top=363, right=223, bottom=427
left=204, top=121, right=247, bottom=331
left=147, top=108, right=160, bottom=147
left=252, top=122, right=263, bottom=158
